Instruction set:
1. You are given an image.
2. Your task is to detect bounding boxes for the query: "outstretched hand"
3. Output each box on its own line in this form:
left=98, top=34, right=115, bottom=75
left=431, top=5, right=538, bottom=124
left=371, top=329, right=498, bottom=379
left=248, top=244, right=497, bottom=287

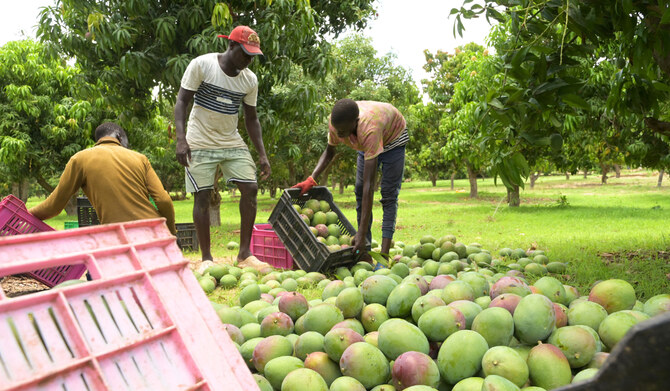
left=292, top=176, right=317, bottom=196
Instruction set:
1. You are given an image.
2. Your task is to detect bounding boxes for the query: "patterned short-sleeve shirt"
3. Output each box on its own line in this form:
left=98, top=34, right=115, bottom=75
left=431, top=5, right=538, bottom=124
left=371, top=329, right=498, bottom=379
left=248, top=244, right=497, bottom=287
left=327, top=101, right=407, bottom=160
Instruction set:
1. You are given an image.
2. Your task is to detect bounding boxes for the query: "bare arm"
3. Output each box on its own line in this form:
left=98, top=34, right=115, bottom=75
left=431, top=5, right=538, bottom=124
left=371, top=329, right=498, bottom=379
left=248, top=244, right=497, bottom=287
left=174, top=87, right=196, bottom=167
left=310, top=144, right=337, bottom=181
left=352, top=157, right=377, bottom=252
left=243, top=102, right=271, bottom=180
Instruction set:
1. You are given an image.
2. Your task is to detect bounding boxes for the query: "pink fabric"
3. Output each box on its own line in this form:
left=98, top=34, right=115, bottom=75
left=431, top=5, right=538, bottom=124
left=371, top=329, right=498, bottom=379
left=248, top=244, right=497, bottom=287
left=328, top=101, right=406, bottom=160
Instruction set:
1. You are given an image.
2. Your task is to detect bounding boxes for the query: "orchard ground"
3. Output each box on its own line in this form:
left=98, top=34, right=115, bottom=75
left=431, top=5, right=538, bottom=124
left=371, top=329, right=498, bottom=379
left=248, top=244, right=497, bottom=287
left=31, top=168, right=670, bottom=302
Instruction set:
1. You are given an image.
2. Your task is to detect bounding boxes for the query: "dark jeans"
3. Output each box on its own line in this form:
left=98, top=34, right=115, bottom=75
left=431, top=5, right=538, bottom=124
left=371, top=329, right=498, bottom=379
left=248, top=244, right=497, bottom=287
left=355, top=144, right=406, bottom=243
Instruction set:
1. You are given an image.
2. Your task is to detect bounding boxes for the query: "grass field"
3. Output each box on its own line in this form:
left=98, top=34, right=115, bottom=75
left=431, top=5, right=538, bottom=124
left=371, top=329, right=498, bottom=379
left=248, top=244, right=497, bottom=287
left=28, top=168, right=670, bottom=300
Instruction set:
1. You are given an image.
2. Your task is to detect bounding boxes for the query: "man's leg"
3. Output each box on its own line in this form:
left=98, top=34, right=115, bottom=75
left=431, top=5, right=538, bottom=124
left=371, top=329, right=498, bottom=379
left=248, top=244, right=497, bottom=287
left=354, top=151, right=373, bottom=244
left=193, top=189, right=213, bottom=261
left=235, top=181, right=258, bottom=262
left=378, top=145, right=406, bottom=256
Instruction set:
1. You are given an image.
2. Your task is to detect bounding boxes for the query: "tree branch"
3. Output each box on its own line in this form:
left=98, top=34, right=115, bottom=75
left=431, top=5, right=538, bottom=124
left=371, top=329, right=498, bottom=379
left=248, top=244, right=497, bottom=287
left=35, top=172, right=55, bottom=193
left=645, top=117, right=670, bottom=137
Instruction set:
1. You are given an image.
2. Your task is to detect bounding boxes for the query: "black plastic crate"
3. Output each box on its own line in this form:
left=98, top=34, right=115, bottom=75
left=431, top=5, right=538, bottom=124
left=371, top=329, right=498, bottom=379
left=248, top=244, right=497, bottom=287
left=269, top=186, right=365, bottom=272
left=77, top=196, right=100, bottom=227
left=176, top=222, right=199, bottom=252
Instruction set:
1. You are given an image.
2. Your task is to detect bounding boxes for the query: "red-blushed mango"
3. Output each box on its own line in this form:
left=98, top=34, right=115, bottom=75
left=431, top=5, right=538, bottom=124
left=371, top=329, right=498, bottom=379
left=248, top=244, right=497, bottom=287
left=643, top=294, right=670, bottom=317
left=261, top=312, right=294, bottom=337
left=447, top=300, right=483, bottom=329
left=553, top=303, right=568, bottom=328
left=223, top=324, right=244, bottom=345
left=563, top=285, right=580, bottom=305
left=391, top=351, right=441, bottom=390
left=417, top=306, right=466, bottom=342
left=490, top=277, right=531, bottom=299
left=471, top=307, right=515, bottom=347
left=264, top=356, right=304, bottom=390
left=240, top=337, right=263, bottom=370
left=387, top=283, right=422, bottom=318
left=331, top=318, right=365, bottom=336
left=280, top=368, right=328, bottom=391
left=429, top=274, right=454, bottom=290
left=335, top=287, right=364, bottom=318
left=567, top=301, right=608, bottom=331
left=527, top=343, right=572, bottom=390
left=587, top=352, right=609, bottom=369
left=411, top=294, right=446, bottom=324
left=548, top=325, right=597, bottom=368
left=588, top=279, right=636, bottom=314
left=304, top=351, right=342, bottom=387
left=598, top=310, right=649, bottom=350
left=404, top=275, right=430, bottom=295
left=278, top=291, right=309, bottom=321
left=378, top=319, right=430, bottom=360
left=513, top=294, right=556, bottom=345
left=437, top=330, right=489, bottom=385
left=490, top=293, right=523, bottom=315
left=481, top=346, right=529, bottom=387
left=252, top=335, right=294, bottom=373
left=361, top=275, right=398, bottom=305
left=324, top=327, right=365, bottom=362
left=302, top=304, right=344, bottom=335
left=329, top=376, right=366, bottom=391
left=339, top=342, right=390, bottom=389
left=452, top=377, right=484, bottom=391
left=481, top=374, right=522, bottom=391
left=361, top=303, right=390, bottom=332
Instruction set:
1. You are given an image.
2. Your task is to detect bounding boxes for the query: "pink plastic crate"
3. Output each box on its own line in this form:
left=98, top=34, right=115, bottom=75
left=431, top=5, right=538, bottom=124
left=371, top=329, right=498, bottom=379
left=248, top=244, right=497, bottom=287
left=0, top=218, right=258, bottom=391
left=251, top=223, right=294, bottom=269
left=0, top=194, right=87, bottom=287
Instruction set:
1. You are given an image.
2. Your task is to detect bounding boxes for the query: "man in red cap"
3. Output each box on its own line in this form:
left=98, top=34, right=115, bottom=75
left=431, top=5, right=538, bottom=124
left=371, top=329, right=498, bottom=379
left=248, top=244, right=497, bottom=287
left=174, top=25, right=271, bottom=266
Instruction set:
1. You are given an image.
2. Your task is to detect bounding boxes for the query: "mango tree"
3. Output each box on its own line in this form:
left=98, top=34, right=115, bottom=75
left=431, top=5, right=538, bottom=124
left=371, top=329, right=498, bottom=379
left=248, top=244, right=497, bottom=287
left=0, top=40, right=107, bottom=211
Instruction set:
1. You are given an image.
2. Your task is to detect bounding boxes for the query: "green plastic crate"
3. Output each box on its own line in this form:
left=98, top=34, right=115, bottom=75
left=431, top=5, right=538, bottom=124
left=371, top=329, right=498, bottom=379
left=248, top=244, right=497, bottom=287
left=64, top=221, right=79, bottom=230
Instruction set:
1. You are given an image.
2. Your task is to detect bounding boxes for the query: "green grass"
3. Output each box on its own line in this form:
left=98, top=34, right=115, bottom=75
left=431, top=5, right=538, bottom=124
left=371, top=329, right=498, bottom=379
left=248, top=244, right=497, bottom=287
left=27, top=168, right=670, bottom=299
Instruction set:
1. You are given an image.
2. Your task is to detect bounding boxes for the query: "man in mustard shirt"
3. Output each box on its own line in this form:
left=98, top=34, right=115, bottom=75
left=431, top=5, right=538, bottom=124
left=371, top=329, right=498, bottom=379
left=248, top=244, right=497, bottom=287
left=29, top=122, right=176, bottom=234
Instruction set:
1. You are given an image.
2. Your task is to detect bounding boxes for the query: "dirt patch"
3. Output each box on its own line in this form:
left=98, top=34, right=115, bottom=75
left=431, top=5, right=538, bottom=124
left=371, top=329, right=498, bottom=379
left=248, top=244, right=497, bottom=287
left=1, top=275, right=50, bottom=298
left=600, top=250, right=670, bottom=265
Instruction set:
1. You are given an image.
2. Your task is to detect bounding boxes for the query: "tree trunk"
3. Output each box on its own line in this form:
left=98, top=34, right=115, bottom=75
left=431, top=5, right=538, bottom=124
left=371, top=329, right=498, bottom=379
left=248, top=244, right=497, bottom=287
left=600, top=164, right=609, bottom=184
left=466, top=162, right=478, bottom=198
left=565, top=172, right=570, bottom=180
left=614, top=164, right=621, bottom=178
left=269, top=187, right=277, bottom=198
left=507, top=185, right=520, bottom=207
left=430, top=172, right=437, bottom=187
left=529, top=172, right=540, bottom=189
left=658, top=169, right=664, bottom=188
left=339, top=178, right=345, bottom=194
left=11, top=180, right=30, bottom=203
left=450, top=172, right=456, bottom=190
left=583, top=169, right=588, bottom=179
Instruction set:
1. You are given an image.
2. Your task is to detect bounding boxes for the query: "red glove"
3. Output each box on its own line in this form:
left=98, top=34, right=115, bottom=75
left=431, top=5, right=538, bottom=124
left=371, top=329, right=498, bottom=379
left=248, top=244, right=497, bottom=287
left=292, top=176, right=317, bottom=195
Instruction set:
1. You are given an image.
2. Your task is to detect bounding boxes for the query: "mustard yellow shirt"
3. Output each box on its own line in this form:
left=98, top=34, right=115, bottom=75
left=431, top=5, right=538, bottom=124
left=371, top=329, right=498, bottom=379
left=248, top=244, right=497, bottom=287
left=29, top=137, right=176, bottom=234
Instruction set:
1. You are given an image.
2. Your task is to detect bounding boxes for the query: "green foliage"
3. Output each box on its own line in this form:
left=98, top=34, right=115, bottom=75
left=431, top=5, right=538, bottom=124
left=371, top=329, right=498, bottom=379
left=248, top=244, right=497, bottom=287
left=450, top=0, right=670, bottom=188
left=0, top=40, right=105, bottom=190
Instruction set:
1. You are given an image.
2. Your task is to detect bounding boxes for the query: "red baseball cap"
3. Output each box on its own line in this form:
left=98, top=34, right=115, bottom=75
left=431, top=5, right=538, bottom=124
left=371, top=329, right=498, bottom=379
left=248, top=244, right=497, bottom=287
left=218, top=26, right=263, bottom=56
